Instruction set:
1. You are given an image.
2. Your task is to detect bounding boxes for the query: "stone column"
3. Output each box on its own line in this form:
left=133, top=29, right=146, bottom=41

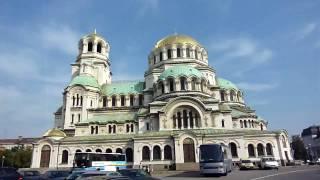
left=254, top=146, right=258, bottom=157
left=187, top=113, right=190, bottom=129
left=175, top=115, right=179, bottom=130
left=180, top=111, right=184, bottom=129
left=164, top=80, right=169, bottom=93
left=150, top=148, right=153, bottom=161
left=161, top=149, right=164, bottom=161
left=175, top=78, right=180, bottom=91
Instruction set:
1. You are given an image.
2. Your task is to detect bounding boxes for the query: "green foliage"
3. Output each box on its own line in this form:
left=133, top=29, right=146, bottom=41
left=0, top=145, right=32, bottom=168
left=291, top=135, right=307, bottom=160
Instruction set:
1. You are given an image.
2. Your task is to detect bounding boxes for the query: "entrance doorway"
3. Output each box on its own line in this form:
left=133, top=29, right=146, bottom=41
left=40, top=145, right=51, bottom=168
left=183, top=138, right=195, bottom=162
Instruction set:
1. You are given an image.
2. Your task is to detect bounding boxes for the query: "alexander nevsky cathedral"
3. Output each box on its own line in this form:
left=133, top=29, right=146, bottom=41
left=31, top=32, right=293, bottom=170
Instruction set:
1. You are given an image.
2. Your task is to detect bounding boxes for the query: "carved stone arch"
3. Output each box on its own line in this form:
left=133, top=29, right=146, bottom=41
left=228, top=139, right=241, bottom=148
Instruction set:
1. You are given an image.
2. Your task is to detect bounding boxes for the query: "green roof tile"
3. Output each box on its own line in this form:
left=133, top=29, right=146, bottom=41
left=159, top=65, right=203, bottom=80
left=217, top=78, right=239, bottom=90
left=69, top=75, right=100, bottom=88
left=102, top=81, right=144, bottom=96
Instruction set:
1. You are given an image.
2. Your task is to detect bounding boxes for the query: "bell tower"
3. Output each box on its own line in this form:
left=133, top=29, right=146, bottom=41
left=71, top=30, right=112, bottom=85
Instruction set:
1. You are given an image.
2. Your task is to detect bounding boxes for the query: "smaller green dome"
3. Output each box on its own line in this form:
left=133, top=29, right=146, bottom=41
left=69, top=75, right=99, bottom=88
left=159, top=65, right=203, bottom=80
left=217, top=78, right=239, bottom=90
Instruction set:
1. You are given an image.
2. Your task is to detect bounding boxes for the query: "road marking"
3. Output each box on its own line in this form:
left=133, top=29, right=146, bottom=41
left=250, top=168, right=318, bottom=180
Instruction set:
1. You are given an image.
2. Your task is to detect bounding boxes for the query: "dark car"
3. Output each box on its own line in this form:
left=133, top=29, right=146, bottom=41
left=118, top=169, right=159, bottom=180
left=19, top=170, right=42, bottom=180
left=66, top=170, right=87, bottom=180
left=0, top=167, right=23, bottom=180
left=41, top=170, right=70, bottom=180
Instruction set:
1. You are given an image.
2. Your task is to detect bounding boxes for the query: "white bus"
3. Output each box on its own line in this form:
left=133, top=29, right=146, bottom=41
left=199, top=144, right=233, bottom=176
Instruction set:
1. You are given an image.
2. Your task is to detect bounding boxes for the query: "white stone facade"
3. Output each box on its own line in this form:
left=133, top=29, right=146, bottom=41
left=31, top=33, right=293, bottom=169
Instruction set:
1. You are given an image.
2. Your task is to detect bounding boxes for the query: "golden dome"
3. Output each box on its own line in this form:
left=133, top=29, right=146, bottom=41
left=155, top=34, right=201, bottom=49
left=43, top=128, right=67, bottom=138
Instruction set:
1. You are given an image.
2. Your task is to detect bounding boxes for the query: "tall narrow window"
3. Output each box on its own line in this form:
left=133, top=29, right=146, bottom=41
left=97, top=42, right=102, bottom=53
left=138, top=94, right=143, bottom=106
left=221, top=119, right=225, bottom=128
left=78, top=114, right=81, bottom=122
left=108, top=125, right=112, bottom=134
left=169, top=78, right=174, bottom=92
left=153, top=55, right=156, bottom=64
left=126, top=124, right=129, bottom=133
left=194, top=50, right=198, bottom=59
left=88, top=42, right=93, bottom=52
left=244, top=120, right=247, bottom=128
left=167, top=49, right=172, bottom=59
left=61, top=150, right=68, bottom=164
left=112, top=96, right=116, bottom=107
left=90, top=100, right=93, bottom=107
left=129, top=95, right=134, bottom=106
left=180, top=77, right=186, bottom=90
left=113, top=125, right=116, bottom=133
left=260, top=124, right=264, bottom=131
left=130, top=124, right=134, bottom=132
left=177, top=48, right=181, bottom=57
left=240, top=120, right=243, bottom=128
left=72, top=96, right=75, bottom=106
left=121, top=95, right=125, bottom=106
left=91, top=126, right=94, bottom=134
left=146, top=122, right=150, bottom=131
left=80, top=96, right=83, bottom=106
left=95, top=126, right=98, bottom=134
left=71, top=114, right=74, bottom=124
left=186, top=48, right=190, bottom=57
left=159, top=82, right=164, bottom=94
left=76, top=94, right=79, bottom=106
left=103, top=97, right=107, bottom=107
left=191, top=78, right=196, bottom=90
left=160, top=52, right=163, bottom=61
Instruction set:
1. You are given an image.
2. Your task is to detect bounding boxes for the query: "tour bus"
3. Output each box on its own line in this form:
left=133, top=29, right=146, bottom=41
left=199, top=144, right=233, bottom=176
left=73, top=152, right=127, bottom=171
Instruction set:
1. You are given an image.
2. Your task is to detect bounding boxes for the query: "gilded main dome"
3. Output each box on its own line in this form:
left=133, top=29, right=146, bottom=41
left=155, top=34, right=201, bottom=49
left=43, top=128, right=67, bottom=138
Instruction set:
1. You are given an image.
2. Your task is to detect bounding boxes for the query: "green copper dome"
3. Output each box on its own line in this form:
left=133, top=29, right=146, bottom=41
left=69, top=75, right=100, bottom=88
left=217, top=78, right=239, bottom=90
left=102, top=81, right=144, bottom=96
left=159, top=65, right=203, bottom=80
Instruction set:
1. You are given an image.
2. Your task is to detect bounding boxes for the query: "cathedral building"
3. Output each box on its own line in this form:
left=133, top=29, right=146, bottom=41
left=31, top=32, right=292, bottom=170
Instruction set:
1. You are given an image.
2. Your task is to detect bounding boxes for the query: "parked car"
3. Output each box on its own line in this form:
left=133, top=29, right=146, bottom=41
left=239, top=159, right=255, bottom=170
left=41, top=170, right=70, bottom=180
left=76, top=171, right=127, bottom=180
left=118, top=169, right=160, bottom=180
left=66, top=170, right=87, bottom=180
left=19, top=170, right=42, bottom=180
left=0, top=167, right=23, bottom=180
left=260, top=157, right=279, bottom=169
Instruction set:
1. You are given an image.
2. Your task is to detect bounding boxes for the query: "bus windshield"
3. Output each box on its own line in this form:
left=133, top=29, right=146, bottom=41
left=200, top=144, right=224, bottom=163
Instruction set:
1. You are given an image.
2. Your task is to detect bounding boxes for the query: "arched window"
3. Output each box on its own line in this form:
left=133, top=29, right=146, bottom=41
left=180, top=77, right=187, bottom=90
left=251, top=120, right=254, bottom=128
left=106, top=148, right=112, bottom=153
left=248, top=144, right=255, bottom=157
left=266, top=143, right=273, bottom=155
left=164, top=145, right=172, bottom=160
left=186, top=48, right=190, bottom=57
left=153, top=146, right=161, bottom=160
left=86, top=149, right=92, bottom=152
left=112, top=96, right=116, bottom=107
left=116, top=148, right=123, bottom=154
left=191, top=78, right=196, bottom=90
left=88, top=42, right=93, bottom=52
left=78, top=114, right=81, bottom=122
left=113, top=125, right=116, bottom=133
left=97, top=42, right=102, bottom=53
left=130, top=124, right=134, bottom=132
left=120, top=95, right=125, bottom=106
left=230, top=91, right=234, bottom=101
left=71, top=114, right=74, bottom=124
left=90, top=126, right=94, bottom=134
left=159, top=82, right=164, bottom=94
left=168, top=78, right=174, bottom=92
left=177, top=48, right=181, bottom=57
left=126, top=124, right=130, bottom=133
left=200, top=80, right=205, bottom=92
left=103, top=97, right=107, bottom=107
left=108, top=125, right=112, bottom=134
left=61, top=150, right=68, bottom=164
left=95, top=126, right=99, bottom=134
left=220, top=91, right=225, bottom=101
left=229, top=143, right=238, bottom=158
left=244, top=120, right=247, bottom=128
left=129, top=95, right=134, bottom=106
left=76, top=94, right=79, bottom=106
left=240, top=120, right=243, bottom=128
left=138, top=94, right=143, bottom=106
left=142, top=146, right=150, bottom=161
left=72, top=96, right=75, bottom=106
left=96, top=149, right=102, bottom=153
left=194, top=50, right=198, bottom=59
left=282, top=136, right=287, bottom=148
left=260, top=124, right=263, bottom=131
left=257, top=144, right=264, bottom=156
left=160, top=52, right=163, bottom=61
left=125, top=148, right=133, bottom=162
left=167, top=49, right=172, bottom=59
left=221, top=119, right=225, bottom=128
left=153, top=55, right=156, bottom=64
left=76, top=149, right=82, bottom=153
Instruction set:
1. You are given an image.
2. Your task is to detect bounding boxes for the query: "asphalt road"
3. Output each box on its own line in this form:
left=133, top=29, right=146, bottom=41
left=155, top=165, right=320, bottom=180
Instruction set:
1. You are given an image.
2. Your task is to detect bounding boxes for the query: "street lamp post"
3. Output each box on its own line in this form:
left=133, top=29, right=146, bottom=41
left=1, top=155, right=5, bottom=167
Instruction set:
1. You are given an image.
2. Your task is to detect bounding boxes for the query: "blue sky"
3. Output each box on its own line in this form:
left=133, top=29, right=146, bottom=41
left=0, top=0, right=319, bottom=138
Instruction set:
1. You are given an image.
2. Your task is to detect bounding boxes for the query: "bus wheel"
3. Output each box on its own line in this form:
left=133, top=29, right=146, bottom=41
left=222, top=168, right=227, bottom=176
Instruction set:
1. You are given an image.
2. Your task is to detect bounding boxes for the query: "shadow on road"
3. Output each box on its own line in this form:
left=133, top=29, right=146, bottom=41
left=166, top=171, right=225, bottom=178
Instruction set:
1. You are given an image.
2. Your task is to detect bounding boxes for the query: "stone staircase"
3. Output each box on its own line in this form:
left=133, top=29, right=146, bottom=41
left=176, top=162, right=199, bottom=171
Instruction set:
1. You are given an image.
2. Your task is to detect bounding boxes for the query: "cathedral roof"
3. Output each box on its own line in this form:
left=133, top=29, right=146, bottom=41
left=43, top=128, right=66, bottom=138
left=81, top=112, right=138, bottom=124
left=155, top=34, right=201, bottom=49
left=217, top=78, right=239, bottom=91
left=101, top=81, right=144, bottom=96
left=69, top=75, right=100, bottom=88
left=159, top=65, right=203, bottom=80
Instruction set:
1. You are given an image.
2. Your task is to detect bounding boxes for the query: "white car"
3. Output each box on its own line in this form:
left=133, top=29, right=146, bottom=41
left=260, top=157, right=279, bottom=169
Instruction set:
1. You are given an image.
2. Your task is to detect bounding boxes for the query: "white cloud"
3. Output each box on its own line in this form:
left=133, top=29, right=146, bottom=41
left=209, top=37, right=273, bottom=64
left=237, top=82, right=278, bottom=92
left=40, top=24, right=80, bottom=55
left=296, top=23, right=317, bottom=40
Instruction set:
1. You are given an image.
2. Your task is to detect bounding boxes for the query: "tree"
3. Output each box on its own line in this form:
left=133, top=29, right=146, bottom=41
left=291, top=135, right=307, bottom=160
left=0, top=146, right=32, bottom=168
